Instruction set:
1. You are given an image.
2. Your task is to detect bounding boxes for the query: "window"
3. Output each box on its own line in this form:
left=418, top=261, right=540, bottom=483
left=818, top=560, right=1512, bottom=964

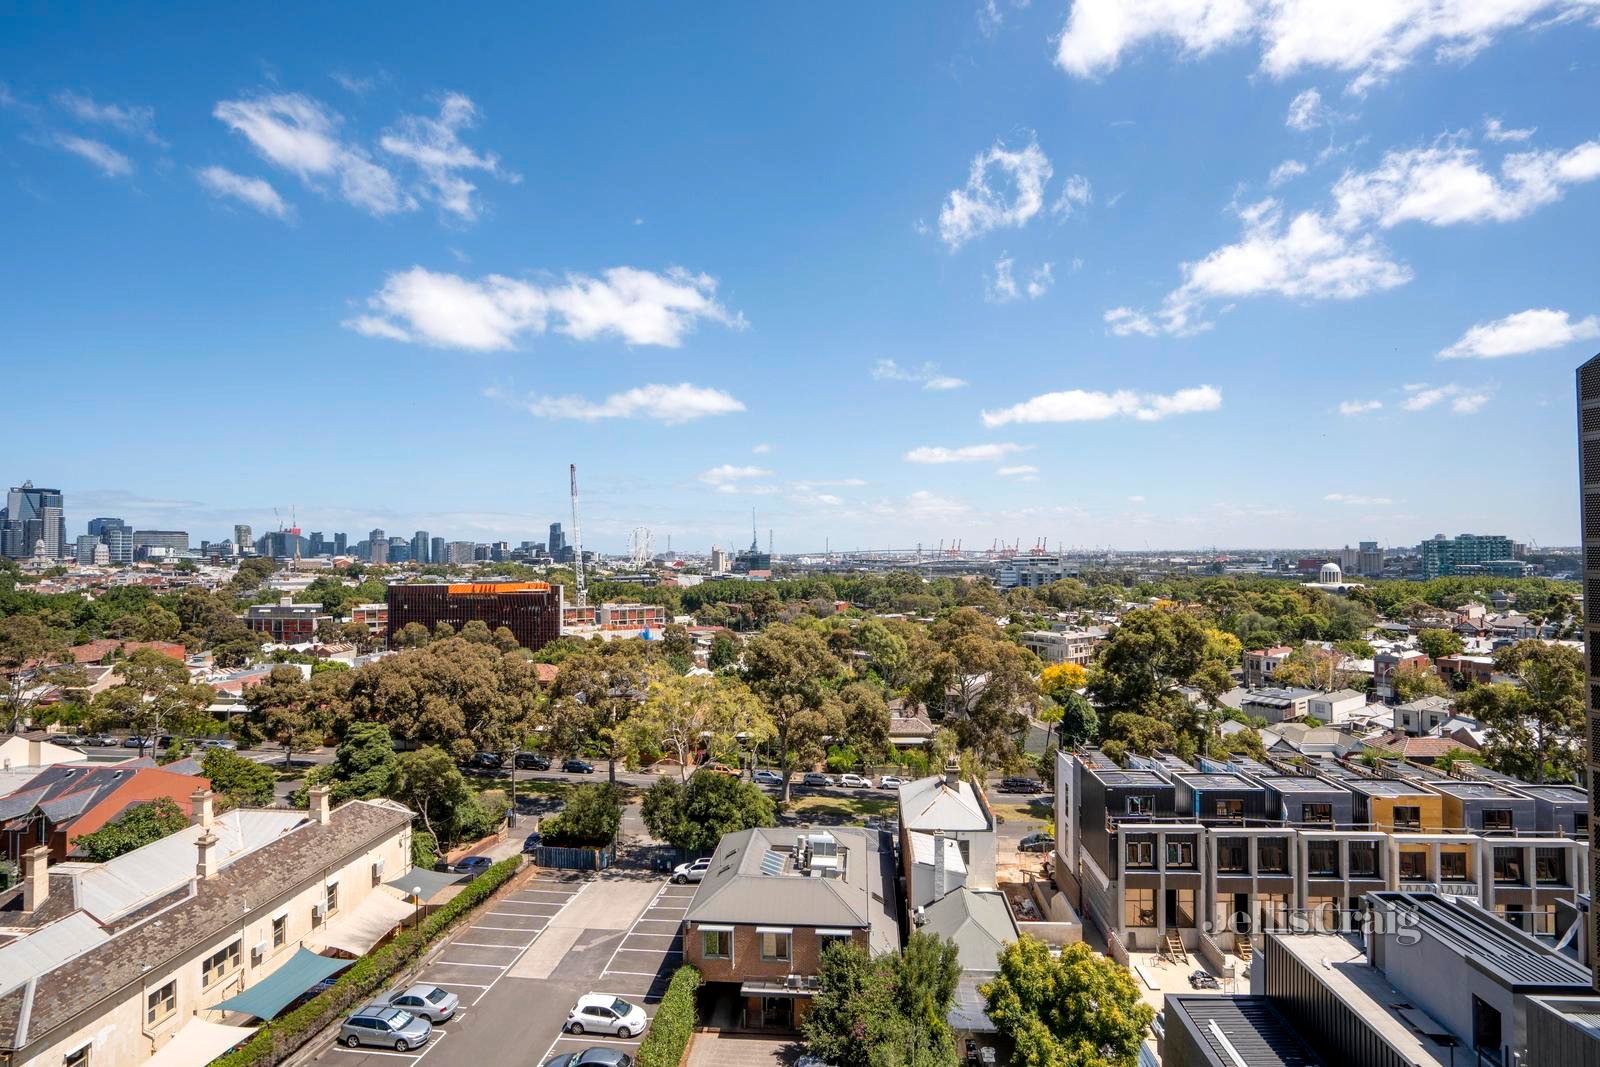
left=1306, top=896, right=1339, bottom=931
left=1170, top=887, right=1195, bottom=927
left=325, top=882, right=339, bottom=915
left=1439, top=851, right=1468, bottom=881
left=1125, top=837, right=1154, bottom=868
left=1398, top=851, right=1428, bottom=881
left=64, top=1046, right=90, bottom=1067
left=1574, top=813, right=1588, bottom=836
left=1257, top=839, right=1289, bottom=874
left=818, top=931, right=853, bottom=955
left=1307, top=841, right=1339, bottom=877
left=1482, top=808, right=1514, bottom=832
left=1301, top=803, right=1332, bottom=825
left=1212, top=799, right=1244, bottom=821
left=145, top=980, right=176, bottom=1026
left=700, top=929, right=731, bottom=960
left=1493, top=848, right=1524, bottom=885
left=1126, top=794, right=1154, bottom=816
left=1216, top=838, right=1247, bottom=873
left=759, top=931, right=791, bottom=961
left=1348, top=842, right=1379, bottom=878
left=1536, top=847, right=1567, bottom=885
left=1123, top=887, right=1155, bottom=928
left=1392, top=805, right=1422, bottom=831
left=1165, top=838, right=1195, bottom=869
left=201, top=940, right=241, bottom=988
left=272, top=915, right=287, bottom=948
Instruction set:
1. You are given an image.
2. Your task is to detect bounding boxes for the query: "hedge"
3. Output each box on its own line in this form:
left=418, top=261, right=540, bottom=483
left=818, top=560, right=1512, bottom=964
left=635, top=965, right=701, bottom=1067
left=212, top=856, right=521, bottom=1067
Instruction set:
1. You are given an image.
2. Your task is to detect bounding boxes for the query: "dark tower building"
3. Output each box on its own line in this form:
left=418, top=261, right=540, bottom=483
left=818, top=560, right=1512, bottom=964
left=386, top=581, right=562, bottom=651
left=1579, top=352, right=1600, bottom=989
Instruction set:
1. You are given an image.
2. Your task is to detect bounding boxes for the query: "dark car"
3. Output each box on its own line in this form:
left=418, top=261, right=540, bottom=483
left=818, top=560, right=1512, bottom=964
left=521, top=832, right=543, bottom=853
left=466, top=752, right=503, bottom=771
left=448, top=855, right=494, bottom=878
left=998, top=776, right=1044, bottom=794
left=563, top=758, right=595, bottom=774
left=1018, top=832, right=1055, bottom=853
left=515, top=752, right=551, bottom=771
left=545, top=1049, right=633, bottom=1067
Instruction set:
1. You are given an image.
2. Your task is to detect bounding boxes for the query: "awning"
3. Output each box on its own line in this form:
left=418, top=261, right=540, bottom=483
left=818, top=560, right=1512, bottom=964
left=384, top=865, right=465, bottom=901
left=307, top=888, right=415, bottom=955
left=147, top=1019, right=257, bottom=1067
left=948, top=974, right=997, bottom=1034
left=211, top=948, right=349, bottom=1020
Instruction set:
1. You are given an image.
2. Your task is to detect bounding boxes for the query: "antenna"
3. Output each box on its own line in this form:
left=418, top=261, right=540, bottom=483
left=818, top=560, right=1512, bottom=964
left=751, top=508, right=759, bottom=552
left=569, top=464, right=587, bottom=609
left=768, top=528, right=773, bottom=558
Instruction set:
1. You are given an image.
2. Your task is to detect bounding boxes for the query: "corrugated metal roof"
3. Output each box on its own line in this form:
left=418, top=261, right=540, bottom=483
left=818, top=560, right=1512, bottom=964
left=897, top=774, right=988, bottom=831
left=0, top=914, right=108, bottom=998
left=919, top=890, right=1016, bottom=974
left=1166, top=995, right=1324, bottom=1067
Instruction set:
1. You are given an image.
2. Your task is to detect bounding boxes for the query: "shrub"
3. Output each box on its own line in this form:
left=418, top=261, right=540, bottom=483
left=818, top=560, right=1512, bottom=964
left=212, top=856, right=520, bottom=1067
left=824, top=745, right=860, bottom=774
left=540, top=782, right=622, bottom=847
left=635, top=965, right=700, bottom=1067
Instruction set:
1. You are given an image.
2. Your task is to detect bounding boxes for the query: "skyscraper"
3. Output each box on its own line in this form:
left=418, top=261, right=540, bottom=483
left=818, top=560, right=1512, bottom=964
left=549, top=522, right=565, bottom=556
left=1578, top=353, right=1600, bottom=990
left=87, top=517, right=125, bottom=537
left=333, top=532, right=348, bottom=555
left=431, top=536, right=446, bottom=564
left=368, top=528, right=388, bottom=565
left=234, top=524, right=254, bottom=553
left=103, top=525, right=132, bottom=564
left=309, top=531, right=326, bottom=556
left=1, top=482, right=66, bottom=559
left=411, top=530, right=431, bottom=565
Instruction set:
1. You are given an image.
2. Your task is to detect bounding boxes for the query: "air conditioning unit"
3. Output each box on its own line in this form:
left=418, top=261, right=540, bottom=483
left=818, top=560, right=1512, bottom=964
left=251, top=941, right=267, bottom=963
left=373, top=857, right=386, bottom=877
left=312, top=902, right=326, bottom=921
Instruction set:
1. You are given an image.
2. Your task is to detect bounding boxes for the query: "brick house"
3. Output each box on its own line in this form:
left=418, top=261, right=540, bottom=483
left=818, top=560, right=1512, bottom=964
left=0, top=762, right=209, bottom=863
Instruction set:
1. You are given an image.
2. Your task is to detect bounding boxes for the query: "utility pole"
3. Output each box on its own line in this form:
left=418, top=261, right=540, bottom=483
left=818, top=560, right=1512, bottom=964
left=569, top=464, right=587, bottom=609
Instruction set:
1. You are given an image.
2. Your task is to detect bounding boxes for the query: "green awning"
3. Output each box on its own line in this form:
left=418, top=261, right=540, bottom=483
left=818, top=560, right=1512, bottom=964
left=212, top=949, right=350, bottom=1020
left=384, top=866, right=465, bottom=901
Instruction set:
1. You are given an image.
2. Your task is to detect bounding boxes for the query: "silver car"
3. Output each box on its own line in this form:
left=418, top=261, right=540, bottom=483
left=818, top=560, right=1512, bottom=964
left=383, top=984, right=459, bottom=1023
left=339, top=1005, right=432, bottom=1051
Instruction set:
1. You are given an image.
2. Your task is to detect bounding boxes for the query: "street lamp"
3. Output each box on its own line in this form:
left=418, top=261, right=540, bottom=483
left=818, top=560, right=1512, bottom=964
left=508, top=746, right=519, bottom=826
left=411, top=885, right=421, bottom=930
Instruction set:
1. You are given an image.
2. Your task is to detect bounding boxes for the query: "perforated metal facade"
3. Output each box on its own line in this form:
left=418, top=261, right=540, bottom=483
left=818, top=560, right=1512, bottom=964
left=1579, top=354, right=1600, bottom=990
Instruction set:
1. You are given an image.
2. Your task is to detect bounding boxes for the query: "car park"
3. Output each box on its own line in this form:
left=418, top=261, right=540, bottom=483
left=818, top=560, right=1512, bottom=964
left=1019, top=832, right=1055, bottom=853
left=998, top=776, right=1045, bottom=794
left=565, top=994, right=648, bottom=1038
left=381, top=984, right=459, bottom=1023
left=339, top=1005, right=432, bottom=1051
left=802, top=772, right=834, bottom=787
left=878, top=774, right=905, bottom=789
left=837, top=772, right=871, bottom=788
left=752, top=769, right=783, bottom=786
left=671, top=857, right=712, bottom=884
left=546, top=1049, right=633, bottom=1067
left=563, top=758, right=595, bottom=774
left=515, top=752, right=552, bottom=770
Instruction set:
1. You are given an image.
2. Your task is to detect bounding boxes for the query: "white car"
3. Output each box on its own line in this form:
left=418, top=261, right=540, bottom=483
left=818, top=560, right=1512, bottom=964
left=878, top=775, right=906, bottom=789
left=566, top=994, right=648, bottom=1038
left=837, top=773, right=871, bottom=788
left=752, top=769, right=783, bottom=786
left=672, top=857, right=712, bottom=884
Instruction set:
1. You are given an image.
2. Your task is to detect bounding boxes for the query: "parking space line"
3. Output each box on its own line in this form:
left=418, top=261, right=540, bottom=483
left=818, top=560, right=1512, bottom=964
left=465, top=878, right=591, bottom=1007
left=603, top=970, right=670, bottom=978
left=471, top=925, right=541, bottom=932
left=449, top=942, right=523, bottom=950
left=329, top=1030, right=447, bottom=1061
left=435, top=960, right=507, bottom=969
left=432, top=982, right=491, bottom=989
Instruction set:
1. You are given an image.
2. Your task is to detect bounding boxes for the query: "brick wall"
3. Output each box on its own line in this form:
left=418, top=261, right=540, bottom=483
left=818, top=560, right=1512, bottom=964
left=685, top=921, right=867, bottom=983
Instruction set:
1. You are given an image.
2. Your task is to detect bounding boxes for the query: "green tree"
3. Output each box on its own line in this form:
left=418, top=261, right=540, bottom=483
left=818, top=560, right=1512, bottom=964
left=92, top=648, right=214, bottom=758
left=1055, top=692, right=1099, bottom=748
left=1416, top=628, right=1465, bottom=662
left=707, top=634, right=740, bottom=671
left=1460, top=641, right=1584, bottom=783
left=393, top=746, right=472, bottom=854
left=540, top=781, right=622, bottom=847
left=1392, top=661, right=1449, bottom=704
left=837, top=681, right=891, bottom=763
left=804, top=934, right=961, bottom=1067
left=1, top=615, right=85, bottom=732
left=200, top=748, right=276, bottom=807
left=549, top=642, right=655, bottom=784
left=247, top=665, right=330, bottom=766
left=629, top=672, right=772, bottom=780
left=741, top=624, right=847, bottom=801
left=640, top=771, right=776, bottom=851
left=983, top=938, right=1153, bottom=1067
left=77, top=797, right=190, bottom=860
left=308, top=721, right=399, bottom=802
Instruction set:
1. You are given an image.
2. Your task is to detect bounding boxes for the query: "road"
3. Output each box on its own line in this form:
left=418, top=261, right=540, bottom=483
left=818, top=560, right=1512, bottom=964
left=304, top=869, right=690, bottom=1067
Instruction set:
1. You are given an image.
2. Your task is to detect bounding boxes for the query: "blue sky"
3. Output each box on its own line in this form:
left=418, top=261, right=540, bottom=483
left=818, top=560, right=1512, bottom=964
left=2, top=3, right=1598, bottom=553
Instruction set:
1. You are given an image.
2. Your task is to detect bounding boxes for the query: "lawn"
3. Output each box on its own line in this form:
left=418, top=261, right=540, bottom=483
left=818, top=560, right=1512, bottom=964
left=987, top=797, right=1053, bottom=828
left=783, top=793, right=897, bottom=823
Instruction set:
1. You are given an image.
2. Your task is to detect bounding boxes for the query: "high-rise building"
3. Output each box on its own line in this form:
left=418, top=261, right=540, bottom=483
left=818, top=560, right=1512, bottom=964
left=309, top=531, right=325, bottom=556
left=490, top=541, right=509, bottom=562
left=431, top=536, right=446, bottom=564
left=333, top=532, right=348, bottom=555
left=368, top=528, right=388, bottom=565
left=1357, top=540, right=1384, bottom=577
left=549, top=522, right=565, bottom=557
left=87, top=517, right=125, bottom=537
left=386, top=581, right=562, bottom=651
left=445, top=541, right=476, bottom=565
left=102, top=525, right=132, bottom=564
left=1, top=482, right=66, bottom=559
left=411, top=530, right=431, bottom=565
left=74, top=534, right=101, bottom=564
left=388, top=537, right=410, bottom=564
left=133, top=530, right=189, bottom=553
left=1577, top=353, right=1600, bottom=990
left=1421, top=533, right=1515, bottom=578
left=234, top=524, right=253, bottom=554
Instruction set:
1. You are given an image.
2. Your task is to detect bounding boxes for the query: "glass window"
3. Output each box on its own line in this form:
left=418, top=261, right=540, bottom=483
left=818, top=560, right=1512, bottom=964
left=325, top=882, right=339, bottom=915
left=1216, top=838, right=1247, bottom=873
left=1535, top=848, right=1566, bottom=885
left=145, top=981, right=176, bottom=1026
left=1212, top=799, right=1244, bottom=820
left=64, top=1046, right=90, bottom=1067
left=1439, top=851, right=1468, bottom=881
left=1301, top=803, right=1332, bottom=825
left=1398, top=850, right=1428, bottom=881
left=1257, top=839, right=1288, bottom=873
left=201, top=940, right=241, bottom=988
left=818, top=932, right=852, bottom=955
left=272, top=915, right=287, bottom=948
left=1482, top=809, right=1514, bottom=832
left=1126, top=794, right=1154, bottom=816
left=1306, top=896, right=1339, bottom=931
left=1124, top=887, right=1155, bottom=928
left=1172, top=888, right=1195, bottom=927
left=1125, top=837, right=1155, bottom=868
left=1165, top=838, right=1195, bottom=869
left=759, top=931, right=790, bottom=961
left=1392, top=806, right=1422, bottom=831
left=1574, top=813, right=1588, bottom=836
left=1348, top=842, right=1379, bottom=878
left=1307, top=841, right=1339, bottom=877
left=1493, top=848, right=1523, bottom=885
left=701, top=929, right=731, bottom=960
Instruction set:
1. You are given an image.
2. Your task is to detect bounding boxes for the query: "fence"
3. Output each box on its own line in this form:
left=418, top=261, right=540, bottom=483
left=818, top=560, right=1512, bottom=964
left=525, top=844, right=616, bottom=871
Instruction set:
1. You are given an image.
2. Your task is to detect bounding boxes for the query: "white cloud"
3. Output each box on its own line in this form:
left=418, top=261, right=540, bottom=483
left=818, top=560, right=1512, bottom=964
left=378, top=92, right=514, bottom=221
left=1104, top=307, right=1160, bottom=337
left=752, top=443, right=773, bottom=454
left=1440, top=307, right=1600, bottom=359
left=1052, top=174, right=1093, bottom=217
left=1331, top=138, right=1600, bottom=229
left=53, top=90, right=162, bottom=144
left=213, top=92, right=413, bottom=216
left=901, top=490, right=969, bottom=517
left=1401, top=382, right=1492, bottom=413
left=1027, top=262, right=1055, bottom=298
left=699, top=465, right=774, bottom=488
left=1054, top=0, right=1596, bottom=93
left=54, top=134, right=132, bottom=177
left=1127, top=495, right=1146, bottom=503
left=1286, top=88, right=1327, bottom=131
left=980, top=384, right=1222, bottom=427
left=1483, top=116, right=1535, bottom=142
left=346, top=265, right=743, bottom=350
left=871, top=360, right=968, bottom=390
left=904, top=443, right=1029, bottom=464
left=196, top=166, right=291, bottom=219
left=938, top=134, right=1052, bottom=249
left=997, top=465, right=1039, bottom=476
left=1338, top=398, right=1383, bottom=415
left=1325, top=492, right=1392, bottom=505
left=986, top=256, right=1055, bottom=303
left=331, top=72, right=378, bottom=96
left=1268, top=159, right=1307, bottom=187
left=496, top=383, right=745, bottom=424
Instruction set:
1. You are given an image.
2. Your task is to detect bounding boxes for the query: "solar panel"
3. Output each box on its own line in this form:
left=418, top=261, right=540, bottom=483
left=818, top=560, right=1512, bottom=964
left=759, top=851, right=784, bottom=876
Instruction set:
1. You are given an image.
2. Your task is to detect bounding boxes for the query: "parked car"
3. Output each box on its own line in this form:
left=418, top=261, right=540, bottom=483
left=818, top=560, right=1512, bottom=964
left=563, top=758, right=595, bottom=774
left=86, top=734, right=118, bottom=747
left=998, top=776, right=1044, bottom=794
left=53, top=734, right=84, bottom=746
left=802, top=772, right=835, bottom=787
left=1018, top=832, right=1055, bottom=853
left=522, top=832, right=543, bottom=853
left=466, top=751, right=503, bottom=771
left=515, top=752, right=551, bottom=770
left=837, top=773, right=871, bottom=788
left=672, top=857, right=712, bottom=884
left=545, top=1049, right=633, bottom=1067
left=443, top=855, right=494, bottom=878
left=339, top=1005, right=432, bottom=1052
left=878, top=774, right=905, bottom=789
left=565, top=994, right=648, bottom=1038
left=382, top=985, right=458, bottom=1023
left=121, top=736, right=147, bottom=749
left=199, top=738, right=237, bottom=751
left=752, top=769, right=783, bottom=786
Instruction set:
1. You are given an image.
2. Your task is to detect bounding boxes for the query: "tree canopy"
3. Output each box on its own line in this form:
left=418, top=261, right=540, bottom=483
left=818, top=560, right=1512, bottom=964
left=983, top=938, right=1153, bottom=1067
left=77, top=797, right=190, bottom=861
left=640, top=770, right=775, bottom=851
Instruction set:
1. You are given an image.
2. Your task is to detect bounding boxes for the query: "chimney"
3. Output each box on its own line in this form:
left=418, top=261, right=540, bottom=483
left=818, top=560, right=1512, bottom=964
left=309, top=785, right=331, bottom=825
left=21, top=845, right=49, bottom=913
left=28, top=738, right=43, bottom=766
left=191, top=787, right=215, bottom=829
left=944, top=757, right=961, bottom=790
left=196, top=831, right=220, bottom=880
left=279, top=595, right=293, bottom=607
left=932, top=829, right=947, bottom=899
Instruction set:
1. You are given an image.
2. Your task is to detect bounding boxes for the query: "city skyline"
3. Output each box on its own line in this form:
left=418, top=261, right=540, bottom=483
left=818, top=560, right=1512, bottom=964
left=3, top=6, right=1598, bottom=549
